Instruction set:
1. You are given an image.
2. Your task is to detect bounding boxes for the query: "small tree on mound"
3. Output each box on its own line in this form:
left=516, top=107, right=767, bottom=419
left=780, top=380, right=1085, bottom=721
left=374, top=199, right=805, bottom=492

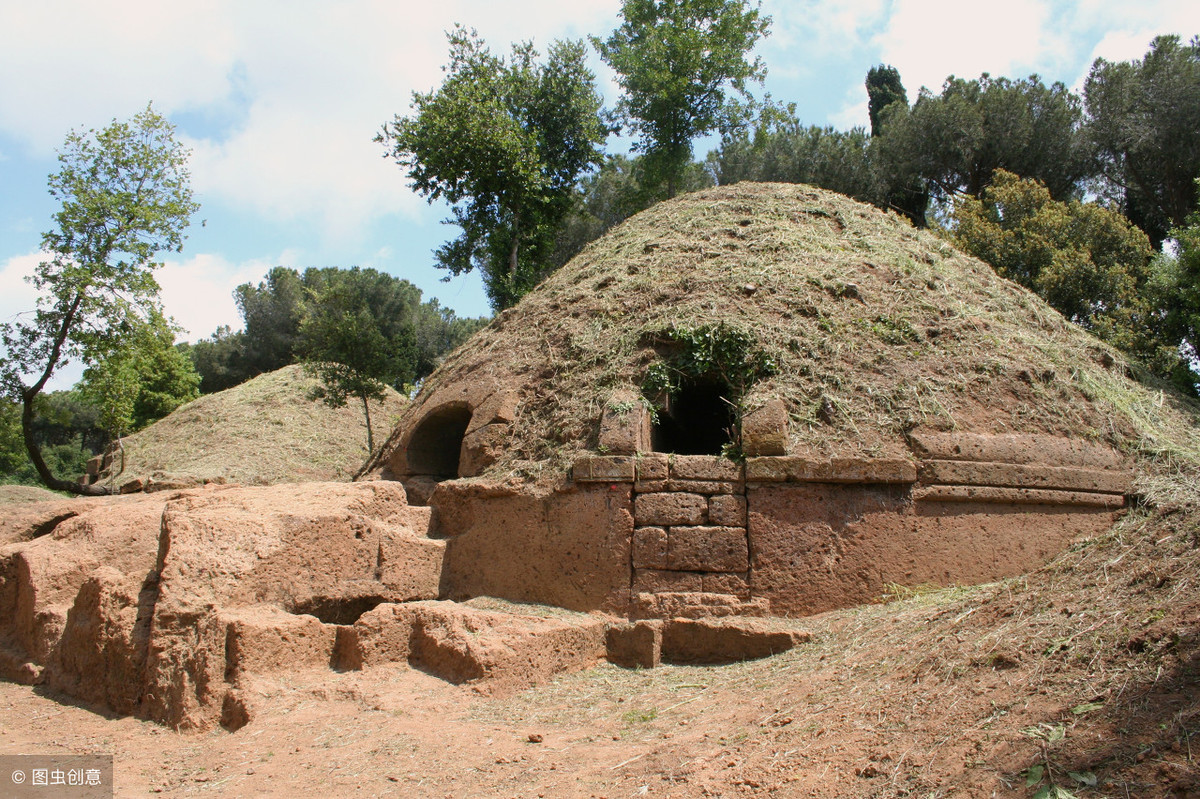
left=0, top=105, right=199, bottom=494
left=594, top=0, right=771, bottom=199
left=298, top=268, right=418, bottom=457
left=78, top=309, right=201, bottom=480
left=1151, top=183, right=1200, bottom=392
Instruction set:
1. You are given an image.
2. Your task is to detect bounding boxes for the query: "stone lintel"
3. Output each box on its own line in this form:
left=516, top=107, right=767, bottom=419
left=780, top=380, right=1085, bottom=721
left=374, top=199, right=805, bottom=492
left=670, top=455, right=743, bottom=482
left=908, top=431, right=1124, bottom=470
left=634, top=479, right=742, bottom=495
left=919, top=460, right=1131, bottom=494
left=913, top=485, right=1126, bottom=508
left=572, top=455, right=635, bottom=482
left=746, top=456, right=917, bottom=484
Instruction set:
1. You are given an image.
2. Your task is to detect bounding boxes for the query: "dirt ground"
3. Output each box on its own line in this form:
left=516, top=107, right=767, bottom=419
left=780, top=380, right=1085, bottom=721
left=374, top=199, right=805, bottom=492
left=3, top=501, right=1198, bottom=799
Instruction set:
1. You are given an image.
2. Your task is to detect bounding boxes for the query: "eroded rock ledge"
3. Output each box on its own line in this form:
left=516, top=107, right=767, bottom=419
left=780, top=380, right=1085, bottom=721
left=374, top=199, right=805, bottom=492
left=0, top=482, right=808, bottom=732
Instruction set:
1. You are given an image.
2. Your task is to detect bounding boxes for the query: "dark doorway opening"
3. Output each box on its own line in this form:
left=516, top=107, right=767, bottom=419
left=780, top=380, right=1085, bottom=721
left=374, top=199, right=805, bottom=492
left=289, top=595, right=387, bottom=625
left=405, top=403, right=472, bottom=479
left=652, top=376, right=735, bottom=455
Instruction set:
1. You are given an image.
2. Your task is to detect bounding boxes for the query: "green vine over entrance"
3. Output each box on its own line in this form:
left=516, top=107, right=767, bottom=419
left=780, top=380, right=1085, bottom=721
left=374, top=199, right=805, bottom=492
left=642, top=322, right=777, bottom=456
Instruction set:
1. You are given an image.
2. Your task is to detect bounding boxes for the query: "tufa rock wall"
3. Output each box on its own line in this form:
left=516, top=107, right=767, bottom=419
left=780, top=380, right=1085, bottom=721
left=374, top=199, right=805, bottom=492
left=1, top=480, right=810, bottom=732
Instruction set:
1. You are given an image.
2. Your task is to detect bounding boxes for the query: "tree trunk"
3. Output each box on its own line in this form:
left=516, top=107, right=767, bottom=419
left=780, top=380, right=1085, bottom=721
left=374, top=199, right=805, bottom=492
left=20, top=290, right=113, bottom=495
left=21, top=389, right=111, bottom=495
left=360, top=389, right=374, bottom=455
left=506, top=210, right=522, bottom=307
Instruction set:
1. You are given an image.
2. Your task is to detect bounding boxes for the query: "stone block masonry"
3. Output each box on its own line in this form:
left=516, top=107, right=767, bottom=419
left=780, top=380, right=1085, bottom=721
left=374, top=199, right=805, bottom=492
left=574, top=431, right=1130, bottom=619
left=629, top=455, right=750, bottom=596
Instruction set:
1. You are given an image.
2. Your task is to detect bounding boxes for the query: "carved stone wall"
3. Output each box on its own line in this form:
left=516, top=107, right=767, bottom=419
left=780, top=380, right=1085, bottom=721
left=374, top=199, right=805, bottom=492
left=572, top=433, right=1129, bottom=617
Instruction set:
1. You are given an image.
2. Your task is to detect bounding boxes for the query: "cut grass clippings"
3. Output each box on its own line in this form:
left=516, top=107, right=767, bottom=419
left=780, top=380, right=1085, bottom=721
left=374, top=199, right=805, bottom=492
left=373, top=182, right=1200, bottom=486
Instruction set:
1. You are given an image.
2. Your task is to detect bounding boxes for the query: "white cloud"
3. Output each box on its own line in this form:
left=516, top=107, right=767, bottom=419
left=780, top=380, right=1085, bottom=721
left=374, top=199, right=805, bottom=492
left=186, top=107, right=425, bottom=244
left=829, top=92, right=870, bottom=131
left=0, top=252, right=84, bottom=390
left=769, top=0, right=888, bottom=55
left=0, top=251, right=42, bottom=326
left=0, top=1, right=236, bottom=153
left=819, top=0, right=1200, bottom=123
left=873, top=0, right=1054, bottom=94
left=1, top=248, right=272, bottom=349
left=0, top=0, right=618, bottom=250
left=0, top=248, right=290, bottom=393
left=157, top=252, right=299, bottom=341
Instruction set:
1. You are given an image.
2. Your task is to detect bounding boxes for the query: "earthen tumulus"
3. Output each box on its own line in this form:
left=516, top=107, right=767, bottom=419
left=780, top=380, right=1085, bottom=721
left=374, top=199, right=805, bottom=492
left=369, top=182, right=1143, bottom=617
left=0, top=183, right=1168, bottom=732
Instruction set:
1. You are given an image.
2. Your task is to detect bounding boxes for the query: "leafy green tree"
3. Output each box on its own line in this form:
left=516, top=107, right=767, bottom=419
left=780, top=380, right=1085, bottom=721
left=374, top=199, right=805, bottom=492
left=594, top=0, right=771, bottom=199
left=189, top=266, right=486, bottom=394
left=1147, top=183, right=1200, bottom=391
left=1085, top=35, right=1200, bottom=249
left=80, top=310, right=200, bottom=445
left=185, top=326, right=250, bottom=394
left=298, top=267, right=420, bottom=455
left=78, top=349, right=141, bottom=450
left=30, top=391, right=105, bottom=455
left=235, top=265, right=306, bottom=375
left=864, top=65, right=928, bottom=226
left=0, top=401, right=26, bottom=480
left=1171, top=206, right=1200, bottom=355
left=0, top=105, right=198, bottom=494
left=874, top=74, right=1091, bottom=212
left=412, top=299, right=489, bottom=379
left=0, top=391, right=104, bottom=487
left=708, top=107, right=878, bottom=203
left=866, top=64, right=907, bottom=137
left=948, top=170, right=1185, bottom=381
left=378, top=27, right=607, bottom=310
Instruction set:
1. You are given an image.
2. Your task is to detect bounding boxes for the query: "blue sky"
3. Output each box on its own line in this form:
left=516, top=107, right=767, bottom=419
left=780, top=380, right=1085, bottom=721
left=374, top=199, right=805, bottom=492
left=2, top=0, right=1198, bottom=389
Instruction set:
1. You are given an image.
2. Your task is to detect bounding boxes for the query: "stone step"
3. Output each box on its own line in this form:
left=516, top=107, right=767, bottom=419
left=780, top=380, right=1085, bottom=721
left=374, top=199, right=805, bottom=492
left=631, top=591, right=770, bottom=620
left=392, top=504, right=434, bottom=534
left=607, top=615, right=810, bottom=668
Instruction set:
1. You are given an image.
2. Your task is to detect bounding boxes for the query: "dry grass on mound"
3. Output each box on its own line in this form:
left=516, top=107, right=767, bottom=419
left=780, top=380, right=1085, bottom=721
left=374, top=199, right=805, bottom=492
left=389, top=183, right=1200, bottom=484
left=99, top=365, right=406, bottom=489
left=0, top=485, right=66, bottom=505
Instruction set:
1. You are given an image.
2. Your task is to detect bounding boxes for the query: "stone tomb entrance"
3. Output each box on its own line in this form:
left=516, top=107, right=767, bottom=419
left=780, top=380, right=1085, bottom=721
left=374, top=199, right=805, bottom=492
left=568, top=428, right=1128, bottom=619
left=403, top=402, right=472, bottom=485
left=649, top=376, right=737, bottom=456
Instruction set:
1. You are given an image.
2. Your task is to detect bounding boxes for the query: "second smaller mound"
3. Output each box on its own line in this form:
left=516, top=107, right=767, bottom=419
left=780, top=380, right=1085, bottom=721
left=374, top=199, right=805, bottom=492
left=90, top=365, right=406, bottom=491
